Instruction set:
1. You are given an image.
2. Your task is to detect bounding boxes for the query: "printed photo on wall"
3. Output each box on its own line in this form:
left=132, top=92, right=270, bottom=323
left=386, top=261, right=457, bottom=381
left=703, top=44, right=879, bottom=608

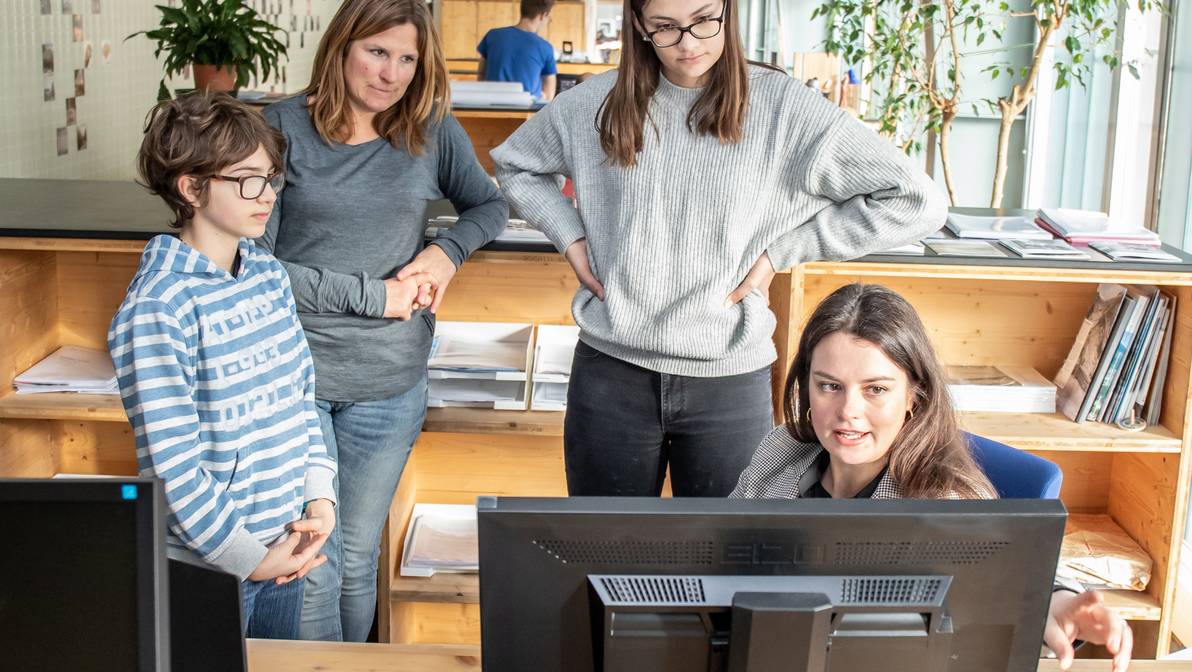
left=44, top=79, right=55, bottom=103
left=73, top=14, right=83, bottom=42
left=77, top=126, right=88, bottom=151
left=84, top=41, right=93, bottom=68
left=75, top=69, right=85, bottom=96
left=66, top=97, right=77, bottom=125
left=61, top=0, right=73, bottom=14
left=92, top=0, right=100, bottom=13
left=56, top=127, right=68, bottom=156
left=101, top=40, right=111, bottom=64
left=42, top=43, right=54, bottom=77
left=41, top=0, right=52, bottom=15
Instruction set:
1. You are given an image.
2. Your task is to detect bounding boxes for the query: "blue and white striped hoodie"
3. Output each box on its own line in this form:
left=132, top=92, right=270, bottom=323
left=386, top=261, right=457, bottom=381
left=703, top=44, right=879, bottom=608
left=108, top=234, right=336, bottom=580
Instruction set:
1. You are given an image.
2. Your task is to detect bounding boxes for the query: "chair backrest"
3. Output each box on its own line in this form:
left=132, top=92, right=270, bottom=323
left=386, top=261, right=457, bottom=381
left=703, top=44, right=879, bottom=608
left=965, top=432, right=1063, bottom=499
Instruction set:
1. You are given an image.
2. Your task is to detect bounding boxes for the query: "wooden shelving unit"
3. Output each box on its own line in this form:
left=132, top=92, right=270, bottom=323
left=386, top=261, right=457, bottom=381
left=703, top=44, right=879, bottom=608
left=3, top=229, right=1192, bottom=660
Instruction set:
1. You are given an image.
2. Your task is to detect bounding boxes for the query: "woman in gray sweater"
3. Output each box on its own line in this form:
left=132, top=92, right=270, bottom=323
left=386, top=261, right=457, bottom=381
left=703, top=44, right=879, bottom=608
left=259, top=0, right=506, bottom=642
left=491, top=0, right=946, bottom=497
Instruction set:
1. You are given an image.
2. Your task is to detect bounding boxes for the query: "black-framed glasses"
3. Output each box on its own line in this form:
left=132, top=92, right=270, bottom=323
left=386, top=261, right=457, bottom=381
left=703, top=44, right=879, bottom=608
left=210, top=172, right=285, bottom=199
left=641, top=9, right=725, bottom=48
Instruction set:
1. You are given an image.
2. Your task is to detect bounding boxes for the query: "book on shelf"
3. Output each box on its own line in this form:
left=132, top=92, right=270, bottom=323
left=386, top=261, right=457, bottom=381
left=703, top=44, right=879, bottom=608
left=399, top=503, right=479, bottom=577
left=945, top=213, right=1052, bottom=240
left=1142, top=292, right=1177, bottom=426
left=1054, top=284, right=1128, bottom=422
left=1088, top=241, right=1182, bottom=263
left=1036, top=208, right=1161, bottom=246
left=1101, top=287, right=1163, bottom=423
left=946, top=365, right=1056, bottom=413
left=1054, top=283, right=1177, bottom=426
left=1091, top=285, right=1153, bottom=421
left=1083, top=291, right=1146, bottom=423
left=924, top=239, right=1009, bottom=258
left=12, top=345, right=119, bottom=395
left=999, top=238, right=1090, bottom=260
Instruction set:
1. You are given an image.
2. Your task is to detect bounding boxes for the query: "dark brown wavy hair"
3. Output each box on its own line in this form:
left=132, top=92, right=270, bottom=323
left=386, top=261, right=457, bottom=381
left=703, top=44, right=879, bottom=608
left=784, top=283, right=996, bottom=500
left=597, top=0, right=749, bottom=167
left=137, top=92, right=285, bottom=228
left=305, top=0, right=449, bottom=154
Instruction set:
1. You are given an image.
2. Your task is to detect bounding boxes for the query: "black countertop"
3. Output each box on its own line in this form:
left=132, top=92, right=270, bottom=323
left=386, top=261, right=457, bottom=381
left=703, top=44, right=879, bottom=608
left=3, top=179, right=1191, bottom=273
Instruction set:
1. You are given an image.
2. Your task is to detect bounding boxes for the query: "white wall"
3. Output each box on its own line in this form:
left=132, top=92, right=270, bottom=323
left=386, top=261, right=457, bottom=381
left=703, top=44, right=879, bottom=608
left=0, top=0, right=341, bottom=181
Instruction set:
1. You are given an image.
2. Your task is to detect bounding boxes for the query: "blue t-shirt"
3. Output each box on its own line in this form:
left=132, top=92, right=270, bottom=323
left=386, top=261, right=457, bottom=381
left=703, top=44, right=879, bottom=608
left=477, top=26, right=557, bottom=99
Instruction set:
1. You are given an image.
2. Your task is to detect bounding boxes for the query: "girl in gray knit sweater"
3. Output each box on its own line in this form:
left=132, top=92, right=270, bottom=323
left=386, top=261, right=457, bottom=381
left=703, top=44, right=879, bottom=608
left=492, top=0, right=946, bottom=497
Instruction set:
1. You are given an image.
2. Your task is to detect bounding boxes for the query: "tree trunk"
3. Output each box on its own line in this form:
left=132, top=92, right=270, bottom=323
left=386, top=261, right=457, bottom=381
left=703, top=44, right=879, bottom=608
left=990, top=99, right=1018, bottom=208
left=938, top=111, right=959, bottom=205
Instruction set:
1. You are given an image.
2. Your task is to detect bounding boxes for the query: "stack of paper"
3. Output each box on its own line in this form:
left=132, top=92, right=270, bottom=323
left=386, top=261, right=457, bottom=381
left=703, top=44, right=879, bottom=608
left=426, top=216, right=550, bottom=246
left=946, top=365, right=1056, bottom=413
left=14, top=346, right=119, bottom=395
left=925, top=239, right=1009, bottom=258
left=400, top=503, right=479, bottom=577
left=428, top=322, right=532, bottom=410
left=450, top=81, right=535, bottom=108
left=945, top=213, right=1052, bottom=240
left=531, top=325, right=580, bottom=411
left=1036, top=208, right=1161, bottom=246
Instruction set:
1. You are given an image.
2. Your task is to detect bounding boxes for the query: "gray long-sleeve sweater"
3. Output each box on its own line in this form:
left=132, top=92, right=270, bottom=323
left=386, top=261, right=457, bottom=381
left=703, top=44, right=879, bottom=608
left=492, top=67, right=947, bottom=378
left=260, top=95, right=507, bottom=401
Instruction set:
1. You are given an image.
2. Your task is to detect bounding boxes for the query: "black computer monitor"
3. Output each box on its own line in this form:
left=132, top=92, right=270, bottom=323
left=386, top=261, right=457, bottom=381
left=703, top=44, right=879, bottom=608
left=0, top=477, right=170, bottom=672
left=478, top=497, right=1067, bottom=672
left=169, top=556, right=247, bottom=672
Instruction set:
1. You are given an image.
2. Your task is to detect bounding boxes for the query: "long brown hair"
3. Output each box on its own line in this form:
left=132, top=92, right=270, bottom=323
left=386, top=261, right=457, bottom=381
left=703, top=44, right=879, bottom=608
left=597, top=0, right=749, bottom=167
left=305, top=0, right=449, bottom=154
left=784, top=284, right=995, bottom=500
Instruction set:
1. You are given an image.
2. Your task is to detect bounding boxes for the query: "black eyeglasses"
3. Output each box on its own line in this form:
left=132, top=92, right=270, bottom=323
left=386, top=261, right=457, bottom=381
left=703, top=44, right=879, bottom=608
left=641, top=9, right=725, bottom=48
left=210, top=172, right=285, bottom=199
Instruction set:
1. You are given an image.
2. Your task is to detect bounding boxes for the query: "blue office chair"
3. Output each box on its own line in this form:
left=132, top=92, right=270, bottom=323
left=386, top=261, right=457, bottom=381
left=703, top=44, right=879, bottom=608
left=965, top=432, right=1063, bottom=499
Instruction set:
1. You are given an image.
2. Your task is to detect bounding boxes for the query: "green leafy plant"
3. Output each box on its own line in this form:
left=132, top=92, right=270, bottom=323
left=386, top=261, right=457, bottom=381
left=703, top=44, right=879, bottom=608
left=127, top=0, right=287, bottom=100
left=816, top=0, right=986, bottom=205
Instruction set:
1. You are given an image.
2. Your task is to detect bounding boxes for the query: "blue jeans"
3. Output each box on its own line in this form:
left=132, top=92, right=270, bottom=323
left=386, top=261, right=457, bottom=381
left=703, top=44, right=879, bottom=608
left=242, top=577, right=305, bottom=639
left=299, top=377, right=428, bottom=642
left=564, top=340, right=773, bottom=496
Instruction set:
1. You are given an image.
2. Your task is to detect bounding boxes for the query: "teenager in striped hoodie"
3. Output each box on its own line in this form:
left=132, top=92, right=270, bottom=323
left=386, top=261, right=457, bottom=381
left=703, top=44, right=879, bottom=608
left=109, top=94, right=375, bottom=638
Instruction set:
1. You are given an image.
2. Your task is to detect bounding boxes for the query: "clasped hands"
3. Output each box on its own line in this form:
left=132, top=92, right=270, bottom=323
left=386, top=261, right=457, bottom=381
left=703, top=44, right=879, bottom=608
left=384, top=245, right=458, bottom=320
left=562, top=238, right=776, bottom=306
left=248, top=498, right=336, bottom=585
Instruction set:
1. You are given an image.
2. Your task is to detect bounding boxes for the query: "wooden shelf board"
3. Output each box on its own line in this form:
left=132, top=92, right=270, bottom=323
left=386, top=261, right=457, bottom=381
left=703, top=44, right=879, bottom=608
left=1101, top=589, right=1162, bottom=621
left=0, top=237, right=150, bottom=254
left=391, top=572, right=480, bottom=604
left=0, top=394, right=1177, bottom=451
left=959, top=412, right=1182, bottom=453
left=0, top=391, right=126, bottom=422
left=803, top=260, right=1192, bottom=286
left=422, top=407, right=564, bottom=436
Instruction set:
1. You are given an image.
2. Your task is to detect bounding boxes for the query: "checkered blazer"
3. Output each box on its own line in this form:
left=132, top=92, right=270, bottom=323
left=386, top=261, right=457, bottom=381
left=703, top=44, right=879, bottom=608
left=729, top=425, right=906, bottom=499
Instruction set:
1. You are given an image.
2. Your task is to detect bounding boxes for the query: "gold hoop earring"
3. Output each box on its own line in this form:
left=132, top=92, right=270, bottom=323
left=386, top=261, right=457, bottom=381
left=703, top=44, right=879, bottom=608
left=805, top=408, right=813, bottom=424
left=906, top=407, right=915, bottom=420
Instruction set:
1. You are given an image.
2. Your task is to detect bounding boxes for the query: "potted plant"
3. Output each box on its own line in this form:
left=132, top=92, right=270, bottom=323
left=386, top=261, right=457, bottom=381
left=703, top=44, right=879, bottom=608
left=128, top=0, right=287, bottom=100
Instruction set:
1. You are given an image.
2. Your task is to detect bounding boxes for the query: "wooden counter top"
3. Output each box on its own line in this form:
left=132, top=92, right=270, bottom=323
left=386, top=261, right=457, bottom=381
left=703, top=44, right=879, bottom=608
left=244, top=640, right=1191, bottom=671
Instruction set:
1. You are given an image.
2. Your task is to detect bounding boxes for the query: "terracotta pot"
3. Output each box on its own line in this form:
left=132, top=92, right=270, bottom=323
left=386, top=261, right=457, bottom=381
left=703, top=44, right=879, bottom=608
left=193, top=64, right=238, bottom=92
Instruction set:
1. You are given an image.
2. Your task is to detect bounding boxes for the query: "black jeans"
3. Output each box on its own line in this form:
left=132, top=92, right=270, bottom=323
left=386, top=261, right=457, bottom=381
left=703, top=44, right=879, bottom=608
left=564, top=340, right=774, bottom=496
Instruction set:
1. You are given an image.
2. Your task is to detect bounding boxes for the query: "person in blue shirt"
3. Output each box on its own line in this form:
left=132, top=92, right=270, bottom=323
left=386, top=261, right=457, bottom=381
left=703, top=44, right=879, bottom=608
left=477, top=0, right=559, bottom=101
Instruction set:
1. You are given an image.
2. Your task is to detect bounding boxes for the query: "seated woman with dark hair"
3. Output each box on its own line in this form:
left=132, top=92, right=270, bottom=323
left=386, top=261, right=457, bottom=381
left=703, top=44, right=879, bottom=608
left=732, top=283, right=1131, bottom=672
